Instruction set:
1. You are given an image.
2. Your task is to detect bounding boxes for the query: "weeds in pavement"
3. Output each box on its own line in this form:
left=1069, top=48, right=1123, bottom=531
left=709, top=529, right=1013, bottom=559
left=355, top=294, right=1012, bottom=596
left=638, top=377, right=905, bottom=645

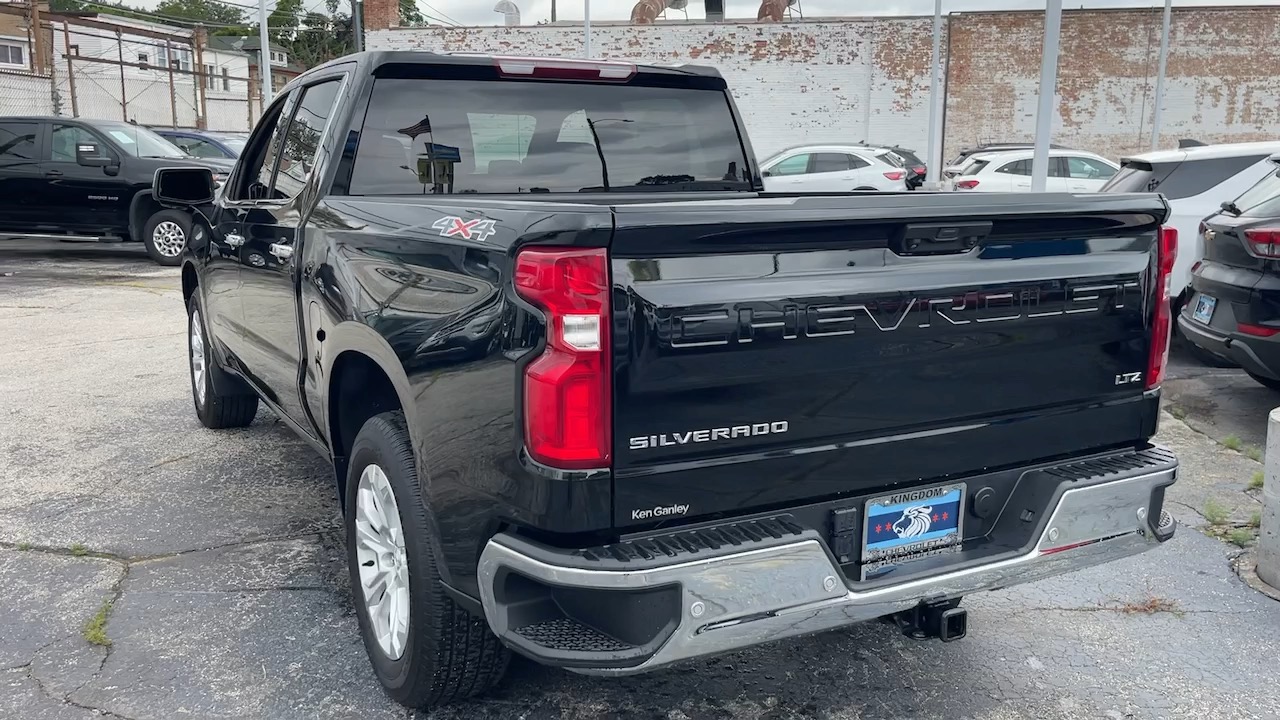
left=1246, top=446, right=1263, bottom=462
left=82, top=600, right=113, bottom=647
left=69, top=543, right=88, bottom=557
left=1203, top=499, right=1230, bottom=526
left=17, top=541, right=31, bottom=551
left=1250, top=471, right=1265, bottom=490
left=1223, top=435, right=1243, bottom=451
left=1168, top=405, right=1187, bottom=420
left=1116, top=595, right=1182, bottom=617
left=1250, top=512, right=1262, bottom=528
left=1229, top=529, right=1255, bottom=548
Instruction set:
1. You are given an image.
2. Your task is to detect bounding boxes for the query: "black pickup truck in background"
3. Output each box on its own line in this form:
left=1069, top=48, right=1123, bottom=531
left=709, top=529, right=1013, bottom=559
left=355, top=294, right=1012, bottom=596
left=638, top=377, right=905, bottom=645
left=157, top=51, right=1181, bottom=709
left=0, top=116, right=233, bottom=265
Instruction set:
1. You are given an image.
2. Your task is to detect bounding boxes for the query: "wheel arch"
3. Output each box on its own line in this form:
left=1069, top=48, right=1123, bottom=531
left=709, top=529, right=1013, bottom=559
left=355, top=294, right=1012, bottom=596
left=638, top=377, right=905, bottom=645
left=128, top=190, right=162, bottom=242
left=322, top=323, right=418, bottom=511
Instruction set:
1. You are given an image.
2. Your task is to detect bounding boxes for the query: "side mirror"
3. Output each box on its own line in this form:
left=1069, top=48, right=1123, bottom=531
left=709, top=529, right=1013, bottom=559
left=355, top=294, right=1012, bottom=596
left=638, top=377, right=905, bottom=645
left=154, top=167, right=216, bottom=206
left=76, top=142, right=113, bottom=168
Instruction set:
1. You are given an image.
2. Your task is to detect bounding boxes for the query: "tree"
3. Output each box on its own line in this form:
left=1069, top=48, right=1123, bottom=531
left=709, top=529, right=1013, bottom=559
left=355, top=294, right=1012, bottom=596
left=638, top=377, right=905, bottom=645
left=400, top=0, right=423, bottom=26
left=154, top=0, right=246, bottom=26
left=288, top=0, right=354, bottom=68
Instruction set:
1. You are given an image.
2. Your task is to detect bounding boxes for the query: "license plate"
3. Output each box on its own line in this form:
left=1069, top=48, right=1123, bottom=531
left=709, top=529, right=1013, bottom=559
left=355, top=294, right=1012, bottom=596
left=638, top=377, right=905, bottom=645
left=1192, top=294, right=1217, bottom=324
left=862, top=483, right=965, bottom=564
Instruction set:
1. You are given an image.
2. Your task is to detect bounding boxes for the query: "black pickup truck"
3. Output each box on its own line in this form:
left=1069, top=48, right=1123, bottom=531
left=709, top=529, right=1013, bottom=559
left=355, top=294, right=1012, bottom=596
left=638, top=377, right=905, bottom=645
left=156, top=51, right=1181, bottom=709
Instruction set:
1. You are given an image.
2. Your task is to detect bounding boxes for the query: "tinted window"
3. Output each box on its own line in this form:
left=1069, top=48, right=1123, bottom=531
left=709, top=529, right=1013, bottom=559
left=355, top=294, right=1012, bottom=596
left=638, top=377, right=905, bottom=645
left=876, top=151, right=904, bottom=168
left=0, top=122, right=38, bottom=165
left=175, top=137, right=225, bottom=158
left=245, top=93, right=295, bottom=200
left=769, top=154, right=810, bottom=176
left=1067, top=156, right=1116, bottom=179
left=349, top=78, right=752, bottom=194
left=995, top=159, right=1025, bottom=175
left=49, top=124, right=106, bottom=163
left=272, top=80, right=342, bottom=200
left=1103, top=155, right=1266, bottom=199
left=1238, top=164, right=1280, bottom=218
left=849, top=154, right=871, bottom=169
left=811, top=153, right=850, bottom=173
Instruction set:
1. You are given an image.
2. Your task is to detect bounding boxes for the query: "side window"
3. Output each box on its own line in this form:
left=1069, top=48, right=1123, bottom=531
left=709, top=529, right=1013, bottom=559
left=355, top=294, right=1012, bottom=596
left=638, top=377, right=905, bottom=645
left=770, top=154, right=810, bottom=176
left=1154, top=155, right=1265, bottom=200
left=187, top=139, right=225, bottom=158
left=48, top=124, right=108, bottom=163
left=996, top=159, right=1029, bottom=175
left=243, top=94, right=296, bottom=200
left=848, top=154, right=871, bottom=169
left=271, top=79, right=343, bottom=200
left=0, top=122, right=38, bottom=166
left=1068, top=157, right=1116, bottom=179
left=811, top=153, right=851, bottom=173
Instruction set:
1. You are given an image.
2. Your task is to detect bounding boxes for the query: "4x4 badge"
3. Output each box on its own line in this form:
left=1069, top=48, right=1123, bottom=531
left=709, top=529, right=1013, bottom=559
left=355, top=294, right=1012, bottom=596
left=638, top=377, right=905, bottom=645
left=432, top=216, right=497, bottom=242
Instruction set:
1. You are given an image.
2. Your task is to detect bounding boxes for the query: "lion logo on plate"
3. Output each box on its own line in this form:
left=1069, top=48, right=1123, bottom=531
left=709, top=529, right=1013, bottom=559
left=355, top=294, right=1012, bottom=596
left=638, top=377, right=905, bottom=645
left=892, top=505, right=933, bottom=539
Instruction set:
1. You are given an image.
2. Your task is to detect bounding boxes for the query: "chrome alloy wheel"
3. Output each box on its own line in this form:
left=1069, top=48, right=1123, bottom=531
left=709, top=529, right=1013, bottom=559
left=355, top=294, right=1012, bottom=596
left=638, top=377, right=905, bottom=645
left=152, top=221, right=186, bottom=258
left=355, top=463, right=410, bottom=660
left=190, top=309, right=207, bottom=408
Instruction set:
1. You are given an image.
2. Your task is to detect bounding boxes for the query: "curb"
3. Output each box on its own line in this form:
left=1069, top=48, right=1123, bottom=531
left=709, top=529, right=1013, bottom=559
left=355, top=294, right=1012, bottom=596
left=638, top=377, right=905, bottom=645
left=1233, top=549, right=1280, bottom=603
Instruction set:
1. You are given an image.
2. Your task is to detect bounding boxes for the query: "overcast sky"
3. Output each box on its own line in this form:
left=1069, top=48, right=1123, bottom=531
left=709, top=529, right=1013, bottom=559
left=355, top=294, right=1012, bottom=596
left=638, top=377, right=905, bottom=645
left=421, top=0, right=1276, bottom=26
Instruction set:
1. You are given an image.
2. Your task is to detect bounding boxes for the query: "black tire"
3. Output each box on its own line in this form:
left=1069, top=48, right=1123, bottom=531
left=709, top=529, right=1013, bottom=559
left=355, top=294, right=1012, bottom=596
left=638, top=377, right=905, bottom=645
left=187, top=293, right=258, bottom=428
left=1247, top=371, right=1280, bottom=392
left=142, top=209, right=191, bottom=266
left=345, top=411, right=509, bottom=709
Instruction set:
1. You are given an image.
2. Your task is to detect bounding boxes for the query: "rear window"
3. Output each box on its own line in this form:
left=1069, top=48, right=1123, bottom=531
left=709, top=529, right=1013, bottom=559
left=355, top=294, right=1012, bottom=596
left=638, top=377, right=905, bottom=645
left=964, top=159, right=990, bottom=175
left=1237, top=163, right=1280, bottom=217
left=348, top=78, right=752, bottom=194
left=1102, top=155, right=1267, bottom=199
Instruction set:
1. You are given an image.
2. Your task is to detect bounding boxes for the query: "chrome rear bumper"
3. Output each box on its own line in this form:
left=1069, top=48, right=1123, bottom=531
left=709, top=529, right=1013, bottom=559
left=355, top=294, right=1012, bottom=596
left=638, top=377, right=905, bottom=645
left=477, top=458, right=1177, bottom=675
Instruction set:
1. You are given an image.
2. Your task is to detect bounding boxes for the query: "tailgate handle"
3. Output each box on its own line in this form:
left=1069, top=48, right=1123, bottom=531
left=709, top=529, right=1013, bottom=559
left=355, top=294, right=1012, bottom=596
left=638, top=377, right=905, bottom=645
left=897, top=221, right=992, bottom=256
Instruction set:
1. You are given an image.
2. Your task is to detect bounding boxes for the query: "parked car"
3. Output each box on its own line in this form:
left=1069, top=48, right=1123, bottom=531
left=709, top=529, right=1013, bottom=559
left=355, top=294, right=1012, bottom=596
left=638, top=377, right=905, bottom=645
left=943, top=149, right=1118, bottom=193
left=0, top=116, right=234, bottom=264
left=151, top=127, right=247, bottom=159
left=158, top=51, right=1179, bottom=710
left=1102, top=141, right=1280, bottom=317
left=1177, top=155, right=1280, bottom=388
left=861, top=143, right=927, bottom=189
left=946, top=142, right=1071, bottom=167
left=760, top=144, right=908, bottom=191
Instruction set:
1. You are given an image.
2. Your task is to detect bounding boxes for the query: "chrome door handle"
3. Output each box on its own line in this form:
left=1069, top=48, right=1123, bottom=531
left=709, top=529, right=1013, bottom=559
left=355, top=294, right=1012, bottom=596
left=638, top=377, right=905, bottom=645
left=226, top=232, right=245, bottom=248
left=269, top=243, right=294, bottom=261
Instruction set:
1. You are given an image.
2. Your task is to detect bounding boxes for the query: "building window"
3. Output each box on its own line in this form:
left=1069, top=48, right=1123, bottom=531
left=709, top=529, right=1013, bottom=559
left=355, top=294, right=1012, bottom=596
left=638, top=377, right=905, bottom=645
left=0, top=40, right=26, bottom=69
left=138, top=52, right=149, bottom=65
left=221, top=67, right=230, bottom=91
left=69, top=44, right=79, bottom=56
left=204, top=63, right=216, bottom=89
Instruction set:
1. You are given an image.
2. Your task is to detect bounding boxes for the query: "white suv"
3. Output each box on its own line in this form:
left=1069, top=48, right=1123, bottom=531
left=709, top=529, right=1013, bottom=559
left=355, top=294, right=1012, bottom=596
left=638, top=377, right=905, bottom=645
left=1102, top=141, right=1280, bottom=308
left=943, top=149, right=1118, bottom=193
left=760, top=145, right=908, bottom=192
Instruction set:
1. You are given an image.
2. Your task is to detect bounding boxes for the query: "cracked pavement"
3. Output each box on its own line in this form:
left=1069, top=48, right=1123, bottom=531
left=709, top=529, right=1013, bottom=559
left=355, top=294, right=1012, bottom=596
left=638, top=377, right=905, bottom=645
left=2, top=239, right=1280, bottom=720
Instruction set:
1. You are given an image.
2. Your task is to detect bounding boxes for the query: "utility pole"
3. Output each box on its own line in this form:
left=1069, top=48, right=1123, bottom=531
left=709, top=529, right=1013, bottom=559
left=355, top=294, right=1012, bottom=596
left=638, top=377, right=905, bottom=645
left=352, top=0, right=364, bottom=52
left=924, top=0, right=943, bottom=189
left=583, top=0, right=591, bottom=58
left=1150, top=0, right=1172, bottom=151
left=1030, top=0, right=1062, bottom=193
left=551, top=0, right=556, bottom=22
left=29, top=0, right=46, bottom=75
left=258, top=0, right=273, bottom=106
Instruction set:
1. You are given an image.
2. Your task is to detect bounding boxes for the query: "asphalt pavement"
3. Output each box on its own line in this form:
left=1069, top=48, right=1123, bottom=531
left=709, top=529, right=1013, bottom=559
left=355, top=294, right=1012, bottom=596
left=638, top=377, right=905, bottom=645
left=2, top=238, right=1279, bottom=720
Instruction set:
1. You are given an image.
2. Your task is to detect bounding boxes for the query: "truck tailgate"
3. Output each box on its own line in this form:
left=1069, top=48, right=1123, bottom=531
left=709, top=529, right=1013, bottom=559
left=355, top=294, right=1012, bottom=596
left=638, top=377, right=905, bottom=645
left=609, top=193, right=1168, bottom=526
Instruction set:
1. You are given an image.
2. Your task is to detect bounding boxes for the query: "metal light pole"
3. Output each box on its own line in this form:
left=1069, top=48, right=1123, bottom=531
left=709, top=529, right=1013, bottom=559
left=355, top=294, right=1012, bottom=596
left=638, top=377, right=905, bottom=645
left=258, top=0, right=273, bottom=106
left=352, top=0, right=364, bottom=53
left=1030, top=0, right=1062, bottom=192
left=1150, top=0, right=1172, bottom=151
left=924, top=0, right=943, bottom=188
left=584, top=0, right=592, bottom=58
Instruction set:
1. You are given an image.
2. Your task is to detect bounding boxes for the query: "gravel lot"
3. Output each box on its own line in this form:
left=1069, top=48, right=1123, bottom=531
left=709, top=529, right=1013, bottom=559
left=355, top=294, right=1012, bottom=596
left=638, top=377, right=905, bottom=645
left=2, top=239, right=1279, bottom=720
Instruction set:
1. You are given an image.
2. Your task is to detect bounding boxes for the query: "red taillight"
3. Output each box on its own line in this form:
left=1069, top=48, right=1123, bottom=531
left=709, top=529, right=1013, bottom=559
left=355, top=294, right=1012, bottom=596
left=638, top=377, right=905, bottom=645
left=912, top=165, right=926, bottom=175
left=1146, top=226, right=1178, bottom=390
left=955, top=179, right=980, bottom=190
left=1244, top=228, right=1280, bottom=258
left=492, top=56, right=636, bottom=81
left=1238, top=322, right=1280, bottom=337
left=513, top=247, right=611, bottom=469
left=883, top=170, right=905, bottom=181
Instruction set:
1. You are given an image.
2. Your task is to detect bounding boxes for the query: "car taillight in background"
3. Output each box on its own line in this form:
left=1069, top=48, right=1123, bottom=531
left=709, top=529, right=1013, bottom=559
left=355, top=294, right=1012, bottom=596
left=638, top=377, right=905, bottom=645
left=911, top=165, right=926, bottom=176
left=955, top=179, right=980, bottom=190
left=1244, top=228, right=1280, bottom=258
left=513, top=247, right=611, bottom=469
left=883, top=170, right=905, bottom=181
left=1237, top=322, right=1280, bottom=337
left=1146, top=226, right=1177, bottom=391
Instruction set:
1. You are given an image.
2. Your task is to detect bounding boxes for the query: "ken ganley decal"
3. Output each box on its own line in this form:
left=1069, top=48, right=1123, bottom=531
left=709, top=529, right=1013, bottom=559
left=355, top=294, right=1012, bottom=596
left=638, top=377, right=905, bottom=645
left=432, top=215, right=497, bottom=242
